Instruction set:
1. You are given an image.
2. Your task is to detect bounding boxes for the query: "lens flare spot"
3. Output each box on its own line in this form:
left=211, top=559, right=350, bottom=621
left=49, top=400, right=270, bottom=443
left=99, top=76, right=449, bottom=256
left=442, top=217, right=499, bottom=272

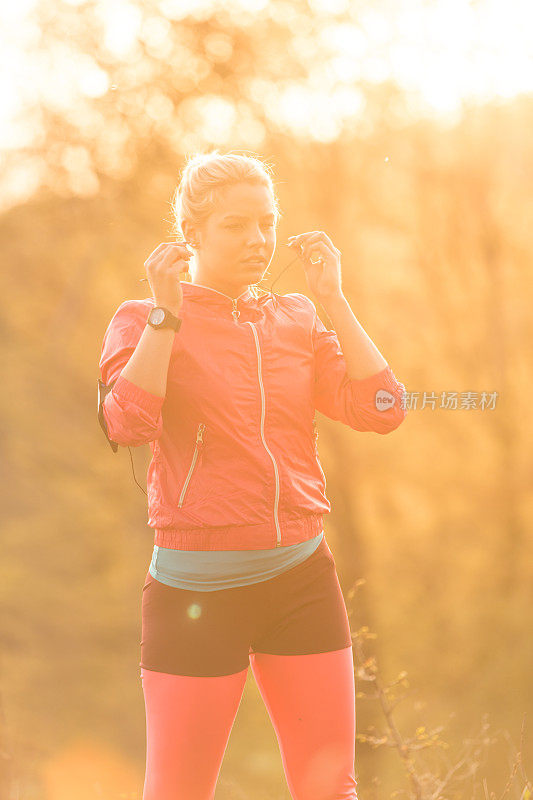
left=187, top=603, right=202, bottom=620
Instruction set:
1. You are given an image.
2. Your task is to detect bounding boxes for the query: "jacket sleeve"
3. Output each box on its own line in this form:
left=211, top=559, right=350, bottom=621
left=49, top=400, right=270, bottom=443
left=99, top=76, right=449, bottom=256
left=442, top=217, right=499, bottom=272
left=305, top=297, right=408, bottom=434
left=98, top=300, right=165, bottom=448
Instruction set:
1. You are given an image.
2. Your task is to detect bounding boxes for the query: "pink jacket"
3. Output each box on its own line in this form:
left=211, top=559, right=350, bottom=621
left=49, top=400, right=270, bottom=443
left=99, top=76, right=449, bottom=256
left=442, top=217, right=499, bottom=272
left=98, top=282, right=407, bottom=550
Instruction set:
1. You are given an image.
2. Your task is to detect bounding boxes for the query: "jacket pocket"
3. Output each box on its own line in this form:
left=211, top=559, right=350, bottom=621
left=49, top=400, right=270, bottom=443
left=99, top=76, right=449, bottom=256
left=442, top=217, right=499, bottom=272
left=177, top=422, right=207, bottom=508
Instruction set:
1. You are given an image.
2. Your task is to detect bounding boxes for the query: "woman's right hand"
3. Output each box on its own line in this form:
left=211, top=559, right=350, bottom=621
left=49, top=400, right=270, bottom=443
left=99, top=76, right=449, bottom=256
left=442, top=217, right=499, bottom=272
left=144, top=241, right=193, bottom=315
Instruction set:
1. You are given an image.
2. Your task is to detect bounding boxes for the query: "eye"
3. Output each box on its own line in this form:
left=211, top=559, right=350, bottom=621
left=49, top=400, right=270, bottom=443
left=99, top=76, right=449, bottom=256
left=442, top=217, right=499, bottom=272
left=225, top=221, right=276, bottom=231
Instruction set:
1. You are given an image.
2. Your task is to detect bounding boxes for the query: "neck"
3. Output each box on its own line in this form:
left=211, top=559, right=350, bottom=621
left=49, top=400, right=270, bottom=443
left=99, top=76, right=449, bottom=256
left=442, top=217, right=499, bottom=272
left=192, top=272, right=249, bottom=300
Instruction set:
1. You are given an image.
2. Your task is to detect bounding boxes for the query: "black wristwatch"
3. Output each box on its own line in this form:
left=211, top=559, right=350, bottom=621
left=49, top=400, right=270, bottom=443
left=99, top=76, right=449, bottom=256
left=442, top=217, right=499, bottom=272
left=147, top=306, right=182, bottom=332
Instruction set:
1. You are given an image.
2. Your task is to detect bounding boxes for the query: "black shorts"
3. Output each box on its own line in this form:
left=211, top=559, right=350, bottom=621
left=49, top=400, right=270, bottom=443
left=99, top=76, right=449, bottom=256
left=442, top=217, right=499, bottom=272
left=140, top=535, right=353, bottom=677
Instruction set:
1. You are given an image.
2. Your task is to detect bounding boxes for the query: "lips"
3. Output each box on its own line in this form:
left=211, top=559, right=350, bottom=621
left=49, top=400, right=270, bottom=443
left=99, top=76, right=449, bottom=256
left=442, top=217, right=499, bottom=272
left=242, top=257, right=267, bottom=265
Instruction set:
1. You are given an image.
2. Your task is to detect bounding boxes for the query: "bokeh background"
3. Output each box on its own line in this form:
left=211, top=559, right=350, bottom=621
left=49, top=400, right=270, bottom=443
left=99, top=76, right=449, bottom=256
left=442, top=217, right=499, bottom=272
left=1, top=0, right=532, bottom=797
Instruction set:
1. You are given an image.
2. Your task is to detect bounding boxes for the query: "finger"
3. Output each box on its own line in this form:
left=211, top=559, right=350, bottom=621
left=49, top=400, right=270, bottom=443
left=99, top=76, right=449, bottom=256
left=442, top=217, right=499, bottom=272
left=288, top=237, right=320, bottom=258
left=288, top=230, right=320, bottom=239
left=163, top=245, right=193, bottom=263
left=145, top=241, right=190, bottom=266
left=171, top=242, right=194, bottom=255
left=144, top=242, right=169, bottom=264
left=289, top=236, right=325, bottom=261
left=300, top=240, right=333, bottom=262
left=289, top=231, right=338, bottom=255
left=303, top=232, right=338, bottom=255
left=287, top=231, right=320, bottom=246
left=313, top=231, right=338, bottom=252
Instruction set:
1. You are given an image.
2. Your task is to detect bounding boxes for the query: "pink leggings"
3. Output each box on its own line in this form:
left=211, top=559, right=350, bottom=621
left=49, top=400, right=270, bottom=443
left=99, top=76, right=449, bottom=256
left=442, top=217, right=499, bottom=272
left=141, top=646, right=357, bottom=799
left=140, top=536, right=358, bottom=798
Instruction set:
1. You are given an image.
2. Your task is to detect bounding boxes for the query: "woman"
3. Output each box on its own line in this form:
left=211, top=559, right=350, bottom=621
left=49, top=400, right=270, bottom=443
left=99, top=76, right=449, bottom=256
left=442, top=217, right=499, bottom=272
left=98, top=150, right=407, bottom=800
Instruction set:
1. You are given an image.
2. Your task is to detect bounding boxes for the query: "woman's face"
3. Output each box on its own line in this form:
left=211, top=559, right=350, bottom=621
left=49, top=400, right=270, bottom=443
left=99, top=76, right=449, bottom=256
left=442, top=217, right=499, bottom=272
left=185, top=181, right=278, bottom=299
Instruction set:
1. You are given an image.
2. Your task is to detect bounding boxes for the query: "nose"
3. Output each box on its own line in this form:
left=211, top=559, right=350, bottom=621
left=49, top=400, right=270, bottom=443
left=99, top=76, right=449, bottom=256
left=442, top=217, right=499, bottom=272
left=248, top=225, right=269, bottom=246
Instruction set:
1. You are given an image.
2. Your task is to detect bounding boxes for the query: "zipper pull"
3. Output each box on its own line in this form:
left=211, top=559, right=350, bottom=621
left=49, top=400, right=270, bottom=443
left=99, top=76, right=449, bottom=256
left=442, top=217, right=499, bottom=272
left=197, top=422, right=206, bottom=446
left=232, top=298, right=240, bottom=323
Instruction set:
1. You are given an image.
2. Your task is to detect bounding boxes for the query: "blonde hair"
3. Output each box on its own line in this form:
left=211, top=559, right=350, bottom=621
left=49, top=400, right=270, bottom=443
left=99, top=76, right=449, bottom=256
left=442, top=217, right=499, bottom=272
left=169, top=149, right=282, bottom=296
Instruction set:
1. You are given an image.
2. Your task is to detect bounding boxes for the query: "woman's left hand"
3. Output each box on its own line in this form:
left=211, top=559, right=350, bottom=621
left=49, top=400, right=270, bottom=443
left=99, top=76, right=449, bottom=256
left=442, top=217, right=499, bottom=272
left=287, top=230, right=343, bottom=302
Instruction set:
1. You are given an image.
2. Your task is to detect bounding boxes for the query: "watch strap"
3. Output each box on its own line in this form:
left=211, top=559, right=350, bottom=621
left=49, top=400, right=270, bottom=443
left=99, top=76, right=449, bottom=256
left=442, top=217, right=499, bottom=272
left=148, top=306, right=182, bottom=332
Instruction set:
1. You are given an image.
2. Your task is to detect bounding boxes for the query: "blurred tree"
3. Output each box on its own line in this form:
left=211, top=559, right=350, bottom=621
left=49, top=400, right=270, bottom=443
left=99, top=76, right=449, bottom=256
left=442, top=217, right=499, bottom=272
left=0, top=0, right=532, bottom=796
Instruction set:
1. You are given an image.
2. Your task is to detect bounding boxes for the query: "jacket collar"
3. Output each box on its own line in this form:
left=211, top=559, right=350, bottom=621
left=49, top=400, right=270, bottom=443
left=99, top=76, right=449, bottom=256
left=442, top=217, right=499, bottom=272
left=181, top=281, right=258, bottom=307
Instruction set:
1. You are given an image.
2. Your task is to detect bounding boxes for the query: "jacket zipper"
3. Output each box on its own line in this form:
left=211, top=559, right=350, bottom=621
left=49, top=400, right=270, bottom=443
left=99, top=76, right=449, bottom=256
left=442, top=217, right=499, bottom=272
left=177, top=422, right=206, bottom=507
left=313, top=418, right=327, bottom=483
left=245, top=321, right=282, bottom=546
left=232, top=298, right=240, bottom=324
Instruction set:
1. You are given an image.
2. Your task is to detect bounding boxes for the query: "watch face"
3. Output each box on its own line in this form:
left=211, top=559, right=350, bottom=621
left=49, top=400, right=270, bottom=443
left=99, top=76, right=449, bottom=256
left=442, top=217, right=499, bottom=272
left=151, top=308, right=165, bottom=325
